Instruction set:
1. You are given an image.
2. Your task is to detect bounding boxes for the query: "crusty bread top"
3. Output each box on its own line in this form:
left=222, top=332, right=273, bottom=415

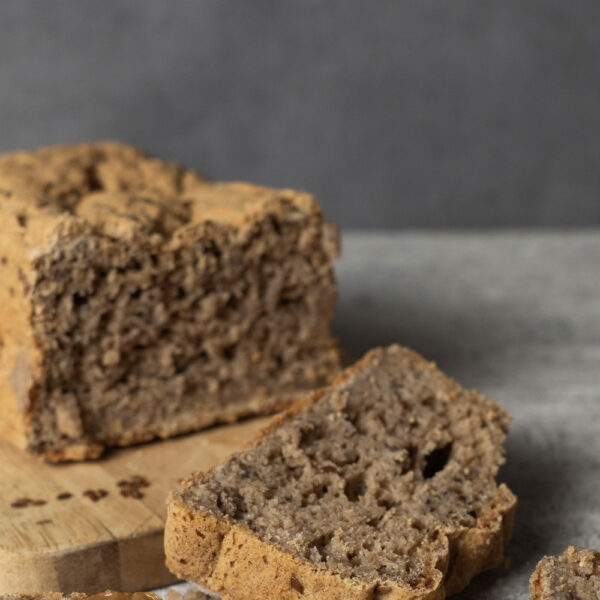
left=173, top=345, right=516, bottom=597
left=0, top=142, right=324, bottom=243
left=530, top=546, right=600, bottom=600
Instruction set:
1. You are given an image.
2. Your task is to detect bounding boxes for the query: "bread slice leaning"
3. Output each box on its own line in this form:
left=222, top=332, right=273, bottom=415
left=165, top=345, right=517, bottom=600
left=530, top=546, right=600, bottom=599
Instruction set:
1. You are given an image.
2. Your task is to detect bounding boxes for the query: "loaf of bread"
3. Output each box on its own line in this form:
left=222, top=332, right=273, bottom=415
left=530, top=546, right=600, bottom=600
left=0, top=143, right=340, bottom=461
left=165, top=345, right=516, bottom=600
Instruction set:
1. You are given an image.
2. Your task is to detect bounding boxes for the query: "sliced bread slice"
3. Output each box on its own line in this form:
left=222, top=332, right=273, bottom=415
left=165, top=345, right=516, bottom=600
left=530, top=546, right=600, bottom=600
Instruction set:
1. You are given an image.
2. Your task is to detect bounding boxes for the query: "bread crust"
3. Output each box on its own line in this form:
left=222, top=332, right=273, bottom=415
left=165, top=486, right=515, bottom=600
left=164, top=346, right=517, bottom=600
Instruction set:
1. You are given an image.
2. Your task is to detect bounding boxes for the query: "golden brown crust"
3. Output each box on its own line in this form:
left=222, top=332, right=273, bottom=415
left=165, top=488, right=515, bottom=600
left=166, top=494, right=445, bottom=600
left=164, top=345, right=517, bottom=600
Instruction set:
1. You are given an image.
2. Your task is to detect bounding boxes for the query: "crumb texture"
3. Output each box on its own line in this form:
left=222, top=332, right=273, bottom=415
left=0, top=142, right=339, bottom=460
left=530, top=546, right=600, bottom=600
left=168, top=345, right=516, bottom=600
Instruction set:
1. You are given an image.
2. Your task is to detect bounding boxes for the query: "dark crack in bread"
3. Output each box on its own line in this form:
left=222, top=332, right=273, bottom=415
left=165, top=345, right=516, bottom=600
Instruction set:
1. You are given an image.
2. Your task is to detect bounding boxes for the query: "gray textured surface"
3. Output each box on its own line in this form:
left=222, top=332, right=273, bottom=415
left=158, top=231, right=600, bottom=599
left=2, top=1, right=600, bottom=228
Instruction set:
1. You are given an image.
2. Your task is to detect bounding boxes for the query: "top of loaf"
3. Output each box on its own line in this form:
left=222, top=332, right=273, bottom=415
left=0, top=142, right=322, bottom=242
left=530, top=546, right=600, bottom=600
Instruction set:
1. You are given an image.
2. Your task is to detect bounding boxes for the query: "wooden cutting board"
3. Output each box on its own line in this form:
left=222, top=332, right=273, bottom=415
left=0, top=417, right=271, bottom=595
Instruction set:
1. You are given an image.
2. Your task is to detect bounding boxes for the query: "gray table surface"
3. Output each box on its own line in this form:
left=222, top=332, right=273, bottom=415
left=157, top=231, right=600, bottom=600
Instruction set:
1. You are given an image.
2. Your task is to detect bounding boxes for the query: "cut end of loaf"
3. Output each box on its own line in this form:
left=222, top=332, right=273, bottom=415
left=165, top=345, right=516, bottom=600
left=0, top=142, right=340, bottom=461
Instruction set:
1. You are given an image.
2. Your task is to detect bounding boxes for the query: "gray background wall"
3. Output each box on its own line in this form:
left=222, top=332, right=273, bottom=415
left=1, top=1, right=599, bottom=229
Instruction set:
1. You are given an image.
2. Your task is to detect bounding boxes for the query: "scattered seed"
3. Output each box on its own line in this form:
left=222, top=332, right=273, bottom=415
left=83, top=489, right=109, bottom=502
left=117, top=474, right=151, bottom=500
left=11, top=498, right=32, bottom=508
left=36, top=519, right=53, bottom=525
left=290, top=575, right=304, bottom=594
left=57, top=492, right=73, bottom=500
left=11, top=497, right=46, bottom=508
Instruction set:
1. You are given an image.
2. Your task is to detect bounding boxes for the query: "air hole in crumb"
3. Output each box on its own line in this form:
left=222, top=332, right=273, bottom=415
left=269, top=214, right=282, bottom=235
left=84, top=164, right=104, bottom=192
left=468, top=510, right=477, bottom=519
left=406, top=445, right=418, bottom=472
left=373, top=583, right=393, bottom=597
left=130, top=287, right=141, bottom=299
left=223, top=344, right=236, bottom=360
left=314, top=484, right=328, bottom=499
left=344, top=474, right=366, bottom=502
left=377, top=497, right=393, bottom=510
left=17, top=214, right=27, bottom=227
left=422, top=395, right=434, bottom=407
left=299, top=424, right=325, bottom=447
left=202, top=241, right=222, bottom=258
left=423, top=443, right=453, bottom=479
left=367, top=516, right=381, bottom=528
left=308, top=532, right=333, bottom=562
left=225, top=295, right=240, bottom=310
left=72, top=292, right=88, bottom=307
left=267, top=448, right=282, bottom=462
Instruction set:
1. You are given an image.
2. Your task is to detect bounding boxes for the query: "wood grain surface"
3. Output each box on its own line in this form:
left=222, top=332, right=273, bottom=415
left=0, top=416, right=271, bottom=595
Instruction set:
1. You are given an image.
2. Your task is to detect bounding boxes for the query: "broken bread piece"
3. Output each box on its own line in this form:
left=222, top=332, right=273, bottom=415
left=530, top=546, right=600, bottom=600
left=165, top=345, right=516, bottom=600
left=0, top=142, right=340, bottom=461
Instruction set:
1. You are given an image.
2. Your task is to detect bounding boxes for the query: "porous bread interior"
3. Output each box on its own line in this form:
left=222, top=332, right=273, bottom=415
left=530, top=546, right=600, bottom=600
left=0, top=143, right=339, bottom=458
left=181, top=345, right=514, bottom=593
